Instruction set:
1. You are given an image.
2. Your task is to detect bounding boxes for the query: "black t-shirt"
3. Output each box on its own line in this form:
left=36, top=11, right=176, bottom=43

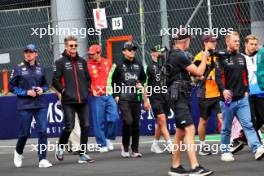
left=167, top=48, right=192, bottom=86
left=147, top=60, right=161, bottom=87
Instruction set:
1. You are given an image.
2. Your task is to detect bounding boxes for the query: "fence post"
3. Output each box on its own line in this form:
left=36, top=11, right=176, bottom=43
left=139, top=0, right=146, bottom=65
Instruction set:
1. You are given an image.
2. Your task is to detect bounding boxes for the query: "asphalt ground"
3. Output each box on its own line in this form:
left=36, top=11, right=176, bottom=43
left=0, top=135, right=263, bottom=176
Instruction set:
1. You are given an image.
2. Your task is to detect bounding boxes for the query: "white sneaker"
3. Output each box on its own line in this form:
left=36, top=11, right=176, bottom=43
left=221, top=153, right=235, bottom=162
left=150, top=143, right=163, bottom=154
left=131, top=152, right=142, bottom=158
left=255, top=146, right=264, bottom=160
left=14, top=150, right=23, bottom=168
left=121, top=151, right=130, bottom=158
left=39, top=159, right=53, bottom=168
left=99, top=146, right=109, bottom=153
left=106, top=139, right=114, bottom=151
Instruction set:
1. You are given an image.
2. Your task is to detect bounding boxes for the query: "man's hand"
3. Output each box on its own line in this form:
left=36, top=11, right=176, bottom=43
left=35, top=87, right=44, bottom=96
left=136, top=82, right=144, bottom=90
left=93, top=90, right=98, bottom=96
left=195, top=76, right=205, bottom=80
left=27, top=90, right=37, bottom=97
left=223, top=89, right=232, bottom=101
left=144, top=101, right=151, bottom=111
left=201, top=50, right=210, bottom=62
left=245, top=92, right=249, bottom=97
left=115, top=96, right=119, bottom=103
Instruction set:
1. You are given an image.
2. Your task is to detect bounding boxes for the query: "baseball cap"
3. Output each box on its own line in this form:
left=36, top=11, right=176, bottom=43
left=88, top=44, right=102, bottom=54
left=173, top=28, right=191, bottom=40
left=122, top=42, right=137, bottom=51
left=24, top=44, right=38, bottom=52
left=201, top=34, right=217, bottom=43
left=151, top=45, right=166, bottom=52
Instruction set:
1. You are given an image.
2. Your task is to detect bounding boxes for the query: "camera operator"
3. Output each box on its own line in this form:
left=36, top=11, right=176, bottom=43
left=193, top=34, right=222, bottom=156
left=143, top=45, right=173, bottom=154
left=215, top=31, right=264, bottom=162
left=167, top=28, right=213, bottom=176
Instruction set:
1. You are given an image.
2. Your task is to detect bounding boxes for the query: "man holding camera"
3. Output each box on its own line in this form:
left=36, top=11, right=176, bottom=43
left=143, top=45, right=172, bottom=154
left=215, top=31, right=264, bottom=162
left=110, top=42, right=146, bottom=158
left=193, top=34, right=222, bottom=156
left=167, top=29, right=213, bottom=176
left=9, top=44, right=52, bottom=168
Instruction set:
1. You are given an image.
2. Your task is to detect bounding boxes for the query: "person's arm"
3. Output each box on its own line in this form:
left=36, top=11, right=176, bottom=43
left=143, top=66, right=151, bottom=110
left=35, top=68, right=49, bottom=96
left=243, top=56, right=250, bottom=96
left=9, top=66, right=27, bottom=96
left=215, top=59, right=232, bottom=100
left=138, top=64, right=147, bottom=86
left=185, top=50, right=209, bottom=76
left=108, top=63, right=120, bottom=102
left=83, top=60, right=91, bottom=93
left=193, top=53, right=205, bottom=80
left=52, top=60, right=64, bottom=93
left=9, top=66, right=37, bottom=97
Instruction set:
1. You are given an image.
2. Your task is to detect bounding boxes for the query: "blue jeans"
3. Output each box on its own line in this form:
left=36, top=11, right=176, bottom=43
left=16, top=108, right=48, bottom=161
left=220, top=96, right=261, bottom=153
left=90, top=96, right=119, bottom=147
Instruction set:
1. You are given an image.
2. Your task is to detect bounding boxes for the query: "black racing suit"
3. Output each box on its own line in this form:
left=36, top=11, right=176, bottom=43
left=52, top=50, right=91, bottom=155
left=111, top=57, right=146, bottom=152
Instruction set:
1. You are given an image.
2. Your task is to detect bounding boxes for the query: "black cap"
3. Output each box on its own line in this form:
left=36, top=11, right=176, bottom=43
left=151, top=45, right=166, bottom=52
left=201, top=34, right=217, bottom=43
left=122, top=42, right=137, bottom=50
left=173, top=28, right=191, bottom=40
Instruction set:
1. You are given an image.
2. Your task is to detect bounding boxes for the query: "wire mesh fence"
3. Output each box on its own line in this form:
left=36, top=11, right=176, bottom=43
left=0, top=0, right=264, bottom=90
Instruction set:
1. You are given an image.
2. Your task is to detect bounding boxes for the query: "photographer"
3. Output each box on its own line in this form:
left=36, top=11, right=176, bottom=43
left=9, top=44, right=52, bottom=168
left=167, top=29, right=213, bottom=176
left=144, top=45, right=172, bottom=154
left=110, top=42, right=146, bottom=158
left=193, top=34, right=222, bottom=156
left=215, top=31, right=264, bottom=162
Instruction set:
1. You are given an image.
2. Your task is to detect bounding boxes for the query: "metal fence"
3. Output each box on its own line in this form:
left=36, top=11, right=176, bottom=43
left=0, top=0, right=264, bottom=90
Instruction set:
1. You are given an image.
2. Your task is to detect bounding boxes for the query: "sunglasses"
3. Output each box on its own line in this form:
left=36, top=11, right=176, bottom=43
left=69, top=44, right=78, bottom=48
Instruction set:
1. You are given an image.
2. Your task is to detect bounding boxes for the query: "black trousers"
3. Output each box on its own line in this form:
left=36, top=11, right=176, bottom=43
left=58, top=103, right=89, bottom=155
left=249, top=96, right=264, bottom=142
left=118, top=101, right=141, bottom=153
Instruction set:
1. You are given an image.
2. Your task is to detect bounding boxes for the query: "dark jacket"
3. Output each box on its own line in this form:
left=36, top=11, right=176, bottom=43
left=52, top=51, right=91, bottom=104
left=110, top=57, right=146, bottom=102
left=9, top=61, right=48, bottom=110
left=215, top=52, right=249, bottom=101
